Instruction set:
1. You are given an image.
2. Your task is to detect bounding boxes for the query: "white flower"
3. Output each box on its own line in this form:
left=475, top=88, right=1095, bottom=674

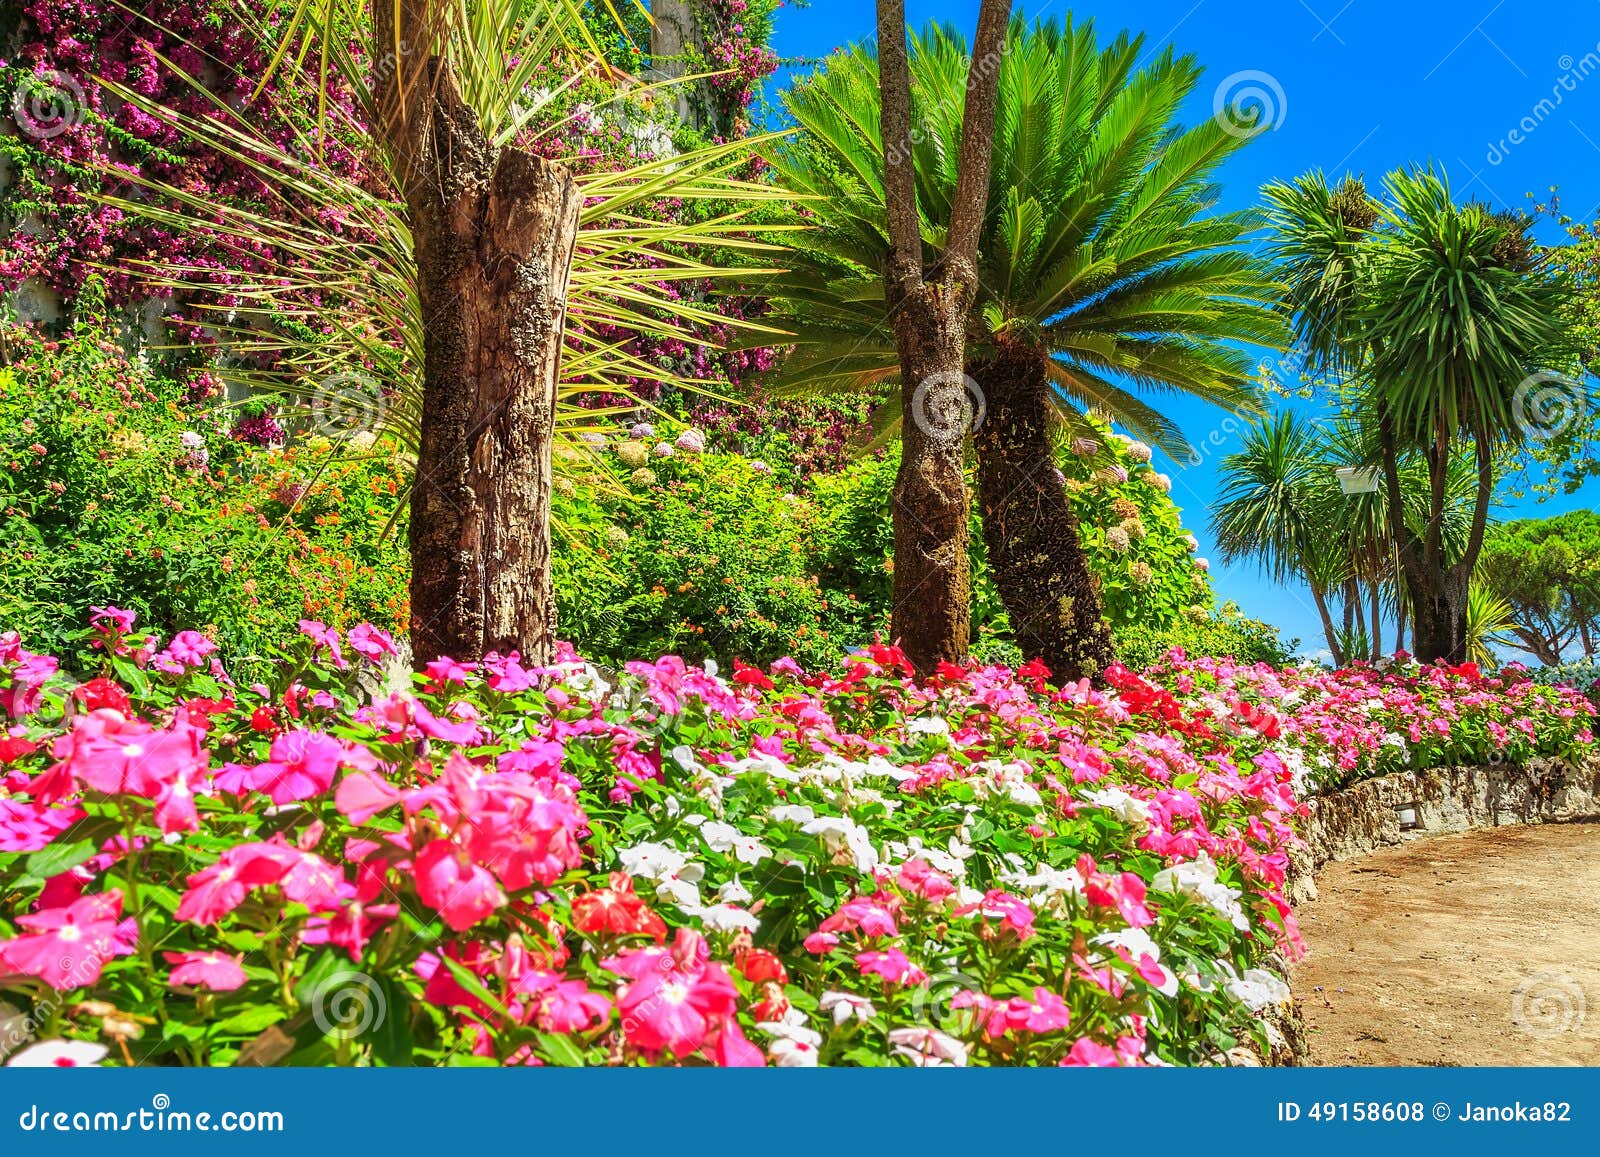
left=769, top=804, right=815, bottom=825
left=1225, top=969, right=1291, bottom=1011
left=757, top=1010, right=823, bottom=1048
left=1151, top=471, right=1172, bottom=493
left=701, top=821, right=771, bottom=864
left=1085, top=785, right=1151, bottom=825
left=617, top=842, right=692, bottom=881
left=6, top=1039, right=108, bottom=1067
left=1183, top=533, right=1199, bottom=552
left=906, top=715, right=949, bottom=736
left=1153, top=853, right=1248, bottom=930
left=1126, top=440, right=1153, bottom=463
left=670, top=745, right=699, bottom=772
left=655, top=877, right=702, bottom=909
left=801, top=816, right=879, bottom=873
left=693, top=903, right=760, bottom=933
left=769, top=1038, right=820, bottom=1067
left=887, top=1026, right=967, bottom=1067
left=717, top=878, right=753, bottom=904
left=1194, top=557, right=1210, bottom=572
left=1003, top=863, right=1086, bottom=898
left=180, top=430, right=205, bottom=448
left=818, top=990, right=876, bottom=1025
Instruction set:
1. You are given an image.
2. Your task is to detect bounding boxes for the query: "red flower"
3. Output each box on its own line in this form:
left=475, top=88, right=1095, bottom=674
left=73, top=678, right=130, bottom=714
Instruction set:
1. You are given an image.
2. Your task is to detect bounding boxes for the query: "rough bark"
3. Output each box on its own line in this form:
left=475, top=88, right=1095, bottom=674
left=970, top=347, right=1116, bottom=682
left=875, top=0, right=1011, bottom=678
left=649, top=0, right=696, bottom=126
left=1311, top=584, right=1341, bottom=665
left=377, top=22, right=581, bottom=668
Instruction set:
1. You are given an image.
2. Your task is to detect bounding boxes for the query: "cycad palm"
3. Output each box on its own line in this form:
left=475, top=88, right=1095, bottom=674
left=765, top=17, right=1283, bottom=679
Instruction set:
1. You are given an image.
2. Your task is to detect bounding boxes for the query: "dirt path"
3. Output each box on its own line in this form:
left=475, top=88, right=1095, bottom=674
left=1294, top=822, right=1600, bottom=1066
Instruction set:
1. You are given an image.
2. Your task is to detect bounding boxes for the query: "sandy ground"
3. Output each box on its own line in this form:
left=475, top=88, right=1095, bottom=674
left=1293, top=822, right=1600, bottom=1066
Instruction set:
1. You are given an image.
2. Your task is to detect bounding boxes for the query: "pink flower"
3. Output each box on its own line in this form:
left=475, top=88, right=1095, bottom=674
left=604, top=929, right=739, bottom=1057
left=0, top=891, right=136, bottom=990
left=518, top=972, right=612, bottom=1033
left=1007, top=987, right=1070, bottom=1033
left=248, top=730, right=343, bottom=805
left=955, top=889, right=1036, bottom=940
left=65, top=716, right=204, bottom=797
left=298, top=620, right=348, bottom=669
left=348, top=624, right=397, bottom=663
left=1060, top=1037, right=1121, bottom=1066
left=897, top=857, right=956, bottom=901
left=817, top=894, right=899, bottom=938
left=164, top=950, right=247, bottom=991
left=413, top=839, right=505, bottom=931
left=854, top=948, right=927, bottom=986
left=175, top=842, right=302, bottom=925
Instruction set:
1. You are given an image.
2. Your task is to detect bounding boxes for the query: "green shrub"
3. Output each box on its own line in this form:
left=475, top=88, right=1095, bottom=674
left=0, top=323, right=408, bottom=677
left=1114, top=602, right=1299, bottom=670
left=552, top=440, right=874, bottom=668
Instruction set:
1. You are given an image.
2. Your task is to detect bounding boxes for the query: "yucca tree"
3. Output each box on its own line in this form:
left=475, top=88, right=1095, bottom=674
left=764, top=17, right=1282, bottom=681
left=99, top=1, right=788, bottom=666
left=1266, top=168, right=1577, bottom=662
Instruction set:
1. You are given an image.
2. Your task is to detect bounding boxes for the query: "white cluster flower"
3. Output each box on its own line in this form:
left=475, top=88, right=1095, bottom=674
left=1084, top=785, right=1151, bottom=826
left=700, top=820, right=772, bottom=865
left=1152, top=852, right=1248, bottom=929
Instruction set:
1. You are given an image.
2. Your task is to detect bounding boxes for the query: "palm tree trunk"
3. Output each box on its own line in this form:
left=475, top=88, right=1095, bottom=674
left=1369, top=579, right=1382, bottom=661
left=379, top=30, right=581, bottom=667
left=1312, top=584, right=1342, bottom=665
left=970, top=347, right=1116, bottom=682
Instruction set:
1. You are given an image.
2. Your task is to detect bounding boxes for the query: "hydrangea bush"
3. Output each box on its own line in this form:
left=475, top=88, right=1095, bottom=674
left=1, top=616, right=1307, bottom=1067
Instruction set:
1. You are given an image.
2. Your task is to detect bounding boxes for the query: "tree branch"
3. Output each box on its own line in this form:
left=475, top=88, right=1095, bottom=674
left=942, top=0, right=1012, bottom=283
left=877, top=0, right=922, bottom=304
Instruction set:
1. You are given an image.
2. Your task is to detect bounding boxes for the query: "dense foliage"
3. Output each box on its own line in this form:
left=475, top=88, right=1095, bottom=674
left=0, top=323, right=407, bottom=679
left=1479, top=510, right=1600, bottom=664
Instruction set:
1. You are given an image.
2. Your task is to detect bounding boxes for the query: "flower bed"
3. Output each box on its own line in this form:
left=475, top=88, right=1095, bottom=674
left=1133, top=654, right=1596, bottom=793
left=1, top=616, right=1305, bottom=1067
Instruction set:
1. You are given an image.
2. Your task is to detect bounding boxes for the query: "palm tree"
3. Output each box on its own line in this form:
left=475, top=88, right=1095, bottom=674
left=1211, top=412, right=1346, bottom=660
left=97, top=2, right=789, bottom=666
left=1265, top=168, right=1577, bottom=662
left=763, top=17, right=1283, bottom=681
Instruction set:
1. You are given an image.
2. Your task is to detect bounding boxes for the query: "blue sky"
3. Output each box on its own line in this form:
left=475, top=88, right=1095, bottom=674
left=763, top=0, right=1600, bottom=656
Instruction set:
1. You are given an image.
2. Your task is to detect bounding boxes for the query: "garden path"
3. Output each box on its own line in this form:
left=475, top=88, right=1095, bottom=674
left=1294, top=823, right=1600, bottom=1065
